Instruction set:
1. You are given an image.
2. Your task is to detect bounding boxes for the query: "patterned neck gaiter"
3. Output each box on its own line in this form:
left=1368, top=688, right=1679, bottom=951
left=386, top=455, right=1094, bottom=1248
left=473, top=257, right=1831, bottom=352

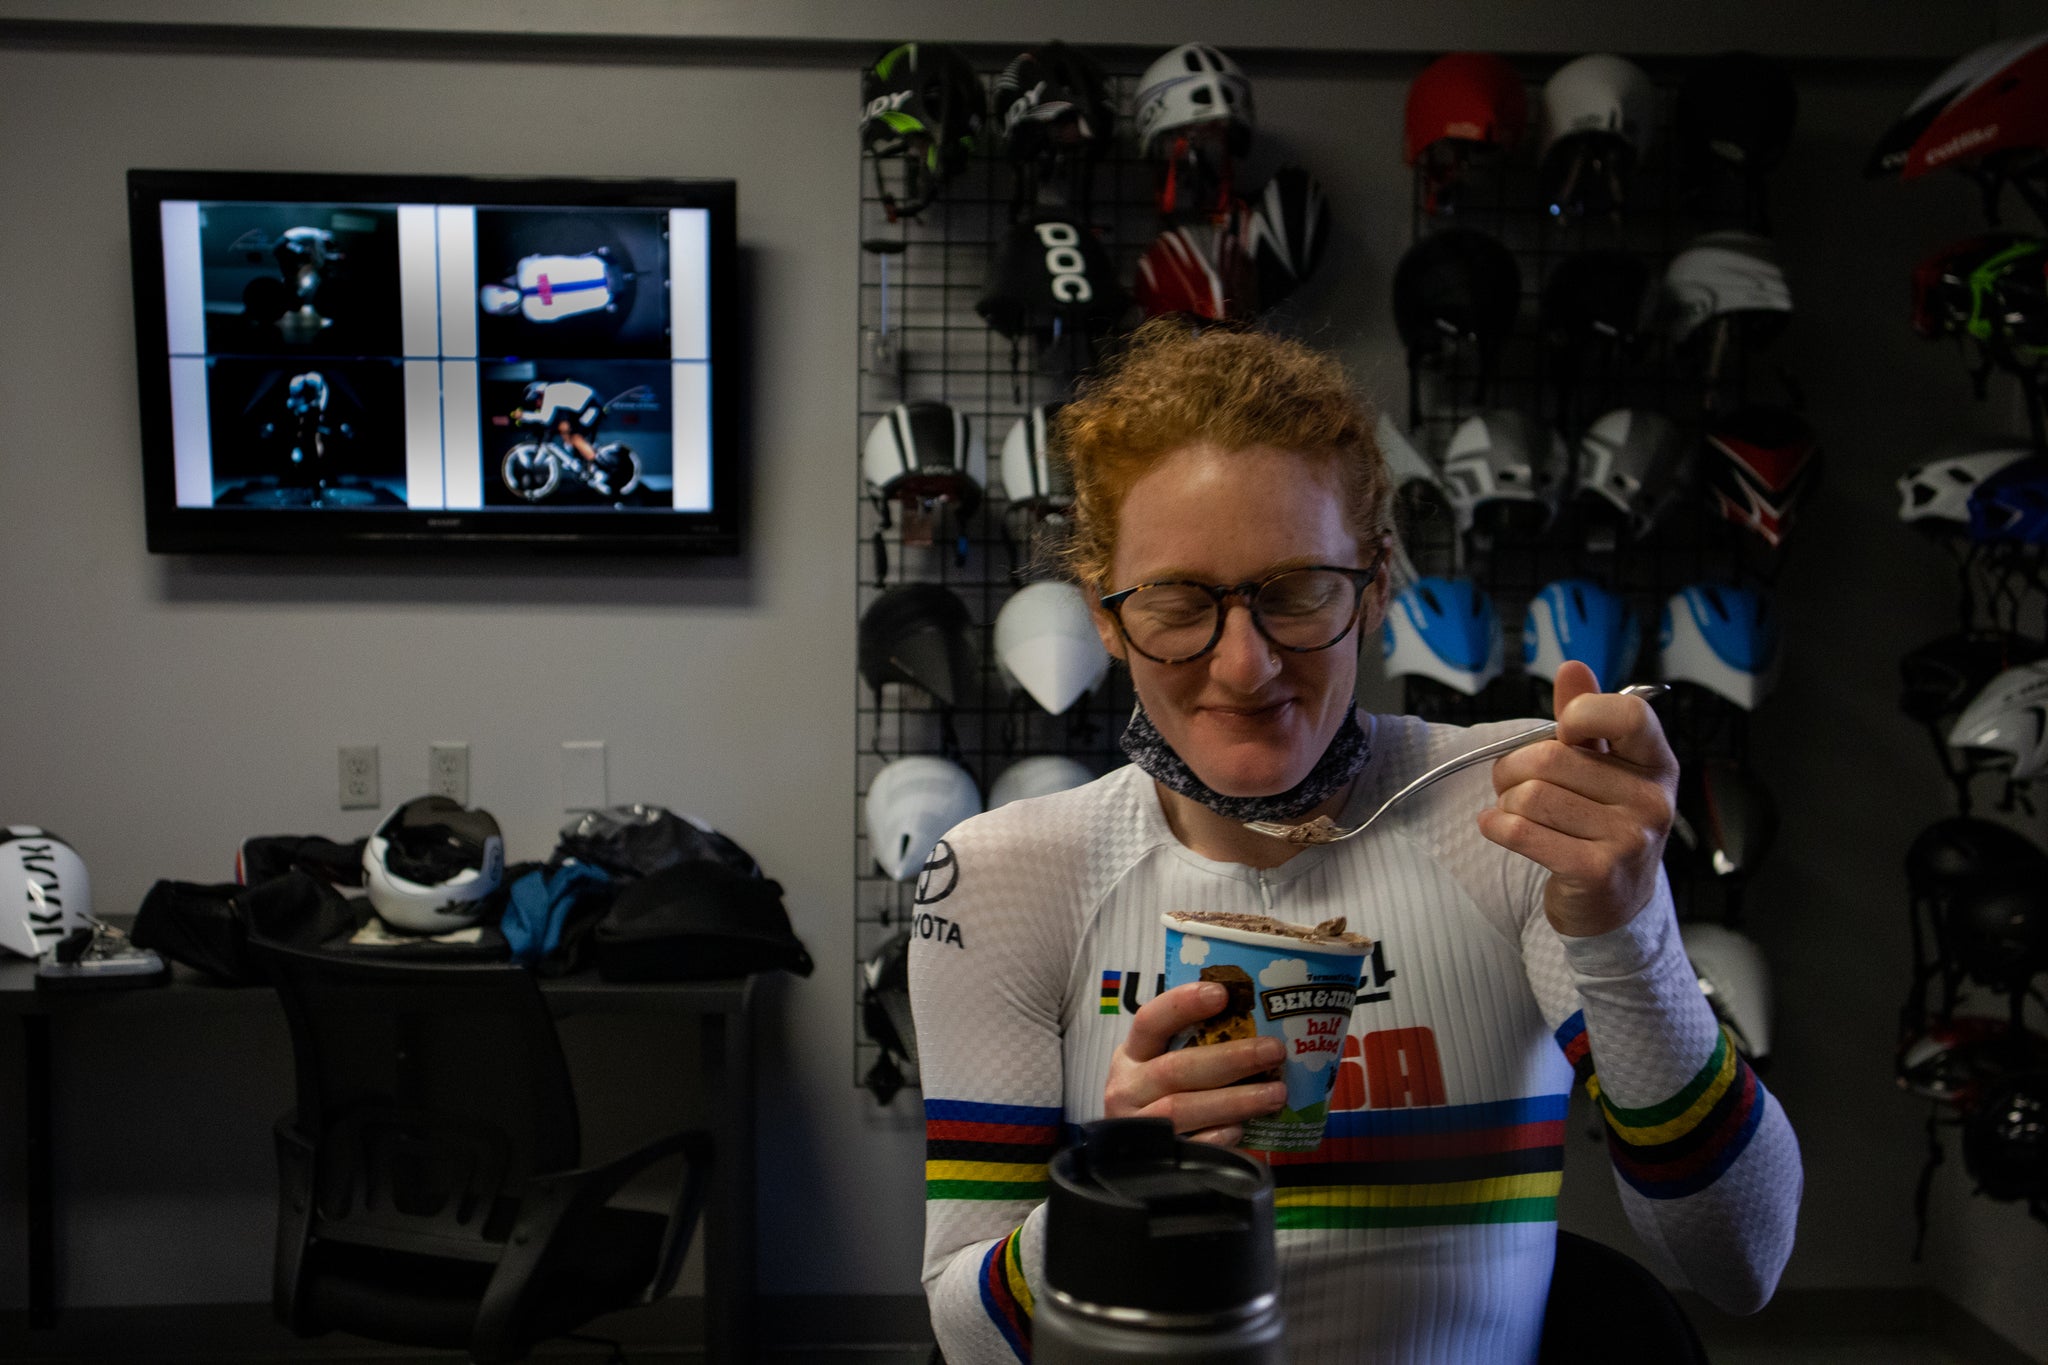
left=1119, top=695, right=1371, bottom=823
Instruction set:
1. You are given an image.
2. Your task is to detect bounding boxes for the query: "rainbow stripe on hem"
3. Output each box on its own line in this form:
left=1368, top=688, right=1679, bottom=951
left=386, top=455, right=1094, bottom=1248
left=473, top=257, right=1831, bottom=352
left=925, top=1098, right=1063, bottom=1202
left=1264, top=1094, right=1568, bottom=1230
left=1554, top=1010, right=1766, bottom=1199
left=976, top=1223, right=1033, bottom=1363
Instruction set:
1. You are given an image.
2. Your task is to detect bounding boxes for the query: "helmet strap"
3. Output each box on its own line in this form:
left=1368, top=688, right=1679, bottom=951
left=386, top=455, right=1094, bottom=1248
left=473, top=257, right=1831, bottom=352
left=1120, top=696, right=1371, bottom=822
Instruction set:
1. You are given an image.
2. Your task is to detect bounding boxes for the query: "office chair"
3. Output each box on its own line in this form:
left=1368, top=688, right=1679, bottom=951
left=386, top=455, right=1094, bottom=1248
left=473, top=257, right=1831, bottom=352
left=1540, top=1229, right=1710, bottom=1364
left=254, top=938, right=714, bottom=1364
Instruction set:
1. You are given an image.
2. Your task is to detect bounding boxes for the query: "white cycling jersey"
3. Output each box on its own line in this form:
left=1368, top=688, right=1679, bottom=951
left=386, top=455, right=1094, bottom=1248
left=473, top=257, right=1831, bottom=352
left=909, top=713, right=1801, bottom=1365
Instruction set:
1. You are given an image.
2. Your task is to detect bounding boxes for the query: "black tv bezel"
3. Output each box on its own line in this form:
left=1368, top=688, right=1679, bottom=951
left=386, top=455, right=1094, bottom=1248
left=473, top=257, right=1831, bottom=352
left=127, top=168, right=742, bottom=556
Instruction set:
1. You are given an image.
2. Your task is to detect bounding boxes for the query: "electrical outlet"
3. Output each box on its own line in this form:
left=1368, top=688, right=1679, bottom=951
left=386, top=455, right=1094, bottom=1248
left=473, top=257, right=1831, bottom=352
left=429, top=742, right=469, bottom=805
left=562, top=740, right=607, bottom=812
left=338, top=745, right=380, bottom=810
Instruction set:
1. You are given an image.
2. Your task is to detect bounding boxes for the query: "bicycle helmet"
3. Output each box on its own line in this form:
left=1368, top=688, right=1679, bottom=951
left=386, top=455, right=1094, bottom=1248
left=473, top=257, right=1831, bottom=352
left=993, top=581, right=1111, bottom=716
left=989, top=755, right=1097, bottom=810
left=1381, top=576, right=1505, bottom=695
left=1944, top=871, right=2048, bottom=993
left=1681, top=923, right=1773, bottom=1063
left=1521, top=579, right=1640, bottom=688
left=859, top=41, right=987, bottom=221
left=1001, top=404, right=1074, bottom=513
left=1900, top=632, right=2048, bottom=727
left=860, top=928, right=918, bottom=1102
left=1374, top=413, right=1444, bottom=492
left=1392, top=229, right=1522, bottom=367
left=1539, top=53, right=1657, bottom=220
left=1573, top=407, right=1689, bottom=540
left=361, top=796, right=505, bottom=935
left=1912, top=235, right=2048, bottom=366
left=864, top=755, right=981, bottom=882
left=863, top=401, right=987, bottom=521
left=1896, top=442, right=2032, bottom=528
left=1969, top=452, right=2048, bottom=544
left=1242, top=166, right=1331, bottom=310
left=1658, top=230, right=1793, bottom=351
left=979, top=211, right=1128, bottom=346
left=1894, top=32, right=2048, bottom=183
left=1541, top=251, right=1653, bottom=358
left=0, top=827, right=90, bottom=960
left=1404, top=52, right=1529, bottom=212
left=1963, top=1072, right=2048, bottom=1205
left=1135, top=225, right=1229, bottom=320
left=1675, top=51, right=1798, bottom=181
left=1441, top=409, right=1565, bottom=536
left=1899, top=1017, right=2048, bottom=1109
left=1704, top=406, right=1821, bottom=550
left=1135, top=43, right=1254, bottom=158
left=1658, top=583, right=1779, bottom=710
left=1668, top=760, right=1778, bottom=880
left=992, top=42, right=1115, bottom=169
left=1868, top=34, right=2038, bottom=178
left=1905, top=816, right=2048, bottom=904
left=1948, top=660, right=2048, bottom=779
left=858, top=583, right=979, bottom=708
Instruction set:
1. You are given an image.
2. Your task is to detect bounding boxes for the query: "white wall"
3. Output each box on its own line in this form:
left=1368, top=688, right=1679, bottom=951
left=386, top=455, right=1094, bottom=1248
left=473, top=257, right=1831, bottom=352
left=1, top=6, right=2046, bottom=1358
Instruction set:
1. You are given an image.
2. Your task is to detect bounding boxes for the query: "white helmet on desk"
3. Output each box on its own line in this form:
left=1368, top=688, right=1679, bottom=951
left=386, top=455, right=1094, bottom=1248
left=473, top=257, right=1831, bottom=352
left=362, top=797, right=506, bottom=934
left=1, top=826, right=91, bottom=960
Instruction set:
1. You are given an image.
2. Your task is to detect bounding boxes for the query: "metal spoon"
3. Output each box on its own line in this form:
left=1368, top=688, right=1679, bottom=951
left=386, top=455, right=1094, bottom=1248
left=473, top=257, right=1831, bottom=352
left=1244, top=683, right=1671, bottom=846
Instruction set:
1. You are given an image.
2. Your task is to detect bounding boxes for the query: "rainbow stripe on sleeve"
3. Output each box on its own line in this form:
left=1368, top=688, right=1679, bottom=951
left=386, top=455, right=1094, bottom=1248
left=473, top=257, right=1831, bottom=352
left=975, top=1223, right=1034, bottom=1363
left=1554, top=1010, right=1766, bottom=1200
left=1264, top=1094, right=1568, bottom=1229
left=924, top=1098, right=1064, bottom=1202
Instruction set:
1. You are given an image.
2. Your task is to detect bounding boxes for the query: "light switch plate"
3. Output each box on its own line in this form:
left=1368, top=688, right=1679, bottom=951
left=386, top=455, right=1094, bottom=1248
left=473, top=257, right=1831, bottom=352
left=562, top=741, right=607, bottom=812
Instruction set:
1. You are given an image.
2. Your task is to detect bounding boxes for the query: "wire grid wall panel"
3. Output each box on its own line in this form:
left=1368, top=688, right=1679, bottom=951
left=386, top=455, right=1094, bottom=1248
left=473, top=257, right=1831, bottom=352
left=852, top=69, right=1156, bottom=1090
left=1400, top=73, right=1790, bottom=924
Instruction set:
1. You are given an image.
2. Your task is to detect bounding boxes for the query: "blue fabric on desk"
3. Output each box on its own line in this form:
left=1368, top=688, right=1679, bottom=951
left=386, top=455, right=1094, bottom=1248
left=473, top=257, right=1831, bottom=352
left=502, top=862, right=611, bottom=966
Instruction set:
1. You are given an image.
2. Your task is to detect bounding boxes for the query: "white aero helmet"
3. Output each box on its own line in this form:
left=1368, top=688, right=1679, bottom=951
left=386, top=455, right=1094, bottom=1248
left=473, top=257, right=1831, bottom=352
left=1540, top=54, right=1657, bottom=217
left=1681, top=923, right=1773, bottom=1063
left=1948, top=660, right=2048, bottom=779
left=1896, top=443, right=2032, bottom=527
left=1658, top=583, right=1779, bottom=710
left=863, top=401, right=987, bottom=516
left=1000, top=404, right=1073, bottom=512
left=362, top=796, right=506, bottom=935
left=994, top=580, right=1111, bottom=715
left=989, top=755, right=1097, bottom=810
left=1381, top=576, right=1505, bottom=695
left=865, top=756, right=982, bottom=881
left=1135, top=43, right=1254, bottom=156
left=1574, top=407, right=1689, bottom=539
left=1, top=826, right=90, bottom=960
left=1441, top=409, right=1565, bottom=535
left=1659, top=231, right=1792, bottom=349
left=1374, top=412, right=1443, bottom=491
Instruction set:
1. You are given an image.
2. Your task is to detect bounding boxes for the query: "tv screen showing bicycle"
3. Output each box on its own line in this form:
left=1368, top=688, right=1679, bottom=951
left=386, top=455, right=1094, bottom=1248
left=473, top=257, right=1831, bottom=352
left=128, top=170, right=740, bottom=554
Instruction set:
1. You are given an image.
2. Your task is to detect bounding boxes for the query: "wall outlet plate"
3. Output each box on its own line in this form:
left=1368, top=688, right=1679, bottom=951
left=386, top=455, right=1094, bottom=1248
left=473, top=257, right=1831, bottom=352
left=561, top=740, right=607, bottom=812
left=339, top=745, right=380, bottom=810
left=429, top=742, right=469, bottom=805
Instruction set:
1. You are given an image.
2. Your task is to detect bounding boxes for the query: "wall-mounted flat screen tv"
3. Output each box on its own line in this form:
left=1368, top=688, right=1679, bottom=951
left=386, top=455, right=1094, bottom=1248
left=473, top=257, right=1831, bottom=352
left=128, top=169, right=740, bottom=554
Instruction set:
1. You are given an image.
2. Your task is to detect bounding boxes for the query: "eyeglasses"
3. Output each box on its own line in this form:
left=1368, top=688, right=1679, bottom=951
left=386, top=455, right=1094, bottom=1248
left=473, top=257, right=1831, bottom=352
left=1099, top=557, right=1385, bottom=665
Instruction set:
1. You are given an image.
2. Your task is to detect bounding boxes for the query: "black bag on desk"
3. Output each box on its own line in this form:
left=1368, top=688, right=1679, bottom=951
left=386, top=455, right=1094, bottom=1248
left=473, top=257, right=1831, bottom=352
left=593, top=859, right=814, bottom=981
left=131, top=871, right=358, bottom=984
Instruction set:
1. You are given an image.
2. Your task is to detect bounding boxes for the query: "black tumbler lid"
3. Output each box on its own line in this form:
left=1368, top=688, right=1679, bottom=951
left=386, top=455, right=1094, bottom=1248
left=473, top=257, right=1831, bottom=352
left=1044, top=1118, right=1276, bottom=1316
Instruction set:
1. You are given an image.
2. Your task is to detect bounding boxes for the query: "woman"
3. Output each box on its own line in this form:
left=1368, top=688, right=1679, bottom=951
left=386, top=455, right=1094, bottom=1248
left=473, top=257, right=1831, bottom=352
left=910, top=320, right=1800, bottom=1364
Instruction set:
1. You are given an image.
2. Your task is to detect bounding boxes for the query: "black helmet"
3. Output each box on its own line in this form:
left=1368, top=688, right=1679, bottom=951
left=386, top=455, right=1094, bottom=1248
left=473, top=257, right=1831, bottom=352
left=1943, top=872, right=2048, bottom=993
left=860, top=42, right=987, bottom=221
left=860, top=929, right=919, bottom=1103
left=992, top=42, right=1115, bottom=169
left=1905, top=817, right=2048, bottom=903
left=1675, top=52, right=1798, bottom=181
left=1392, top=228, right=1521, bottom=365
left=1962, top=1071, right=2048, bottom=1204
left=1242, top=165, right=1331, bottom=311
left=1668, top=759, right=1778, bottom=880
left=858, top=583, right=978, bottom=708
left=1541, top=250, right=1652, bottom=356
left=1899, top=632, right=2048, bottom=728
left=977, top=210, right=1127, bottom=348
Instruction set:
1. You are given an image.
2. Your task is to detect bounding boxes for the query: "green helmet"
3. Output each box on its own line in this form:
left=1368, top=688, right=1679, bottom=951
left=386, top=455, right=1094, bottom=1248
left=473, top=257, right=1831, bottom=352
left=860, top=42, right=987, bottom=221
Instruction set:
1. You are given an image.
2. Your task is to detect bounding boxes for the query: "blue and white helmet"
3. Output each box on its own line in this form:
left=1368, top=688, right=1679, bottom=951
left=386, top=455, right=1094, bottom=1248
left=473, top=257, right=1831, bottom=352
left=1658, top=583, right=1779, bottom=710
left=1522, top=579, right=1641, bottom=688
left=1382, top=576, right=1504, bottom=695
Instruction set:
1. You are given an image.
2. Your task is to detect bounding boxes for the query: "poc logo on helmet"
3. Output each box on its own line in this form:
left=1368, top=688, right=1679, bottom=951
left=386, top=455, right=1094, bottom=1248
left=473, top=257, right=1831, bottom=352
left=1034, top=221, right=1094, bottom=303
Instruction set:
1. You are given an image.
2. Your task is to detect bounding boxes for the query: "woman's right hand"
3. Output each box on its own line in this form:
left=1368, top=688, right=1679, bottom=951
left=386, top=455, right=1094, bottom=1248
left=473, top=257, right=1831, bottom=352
left=1102, top=980, right=1289, bottom=1148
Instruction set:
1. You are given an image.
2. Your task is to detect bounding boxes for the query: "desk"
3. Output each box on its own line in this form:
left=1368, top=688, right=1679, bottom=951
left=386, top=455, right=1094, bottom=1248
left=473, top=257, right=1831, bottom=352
left=0, top=957, right=758, bottom=1362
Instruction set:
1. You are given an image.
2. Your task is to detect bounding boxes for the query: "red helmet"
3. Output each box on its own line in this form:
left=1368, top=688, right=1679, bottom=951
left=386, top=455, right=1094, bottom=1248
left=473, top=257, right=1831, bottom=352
left=1900, top=32, right=2048, bottom=182
left=1403, top=52, right=1529, bottom=165
left=1134, top=224, right=1250, bottom=320
left=1704, top=407, right=1821, bottom=550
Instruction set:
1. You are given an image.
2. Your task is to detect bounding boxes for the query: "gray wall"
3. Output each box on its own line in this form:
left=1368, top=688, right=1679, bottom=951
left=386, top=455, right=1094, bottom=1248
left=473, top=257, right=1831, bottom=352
left=2, top=3, right=2046, bottom=1356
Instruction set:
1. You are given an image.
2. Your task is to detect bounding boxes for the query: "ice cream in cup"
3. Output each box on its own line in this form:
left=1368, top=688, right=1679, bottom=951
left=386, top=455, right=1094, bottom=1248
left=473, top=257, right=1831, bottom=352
left=1160, top=910, right=1375, bottom=1155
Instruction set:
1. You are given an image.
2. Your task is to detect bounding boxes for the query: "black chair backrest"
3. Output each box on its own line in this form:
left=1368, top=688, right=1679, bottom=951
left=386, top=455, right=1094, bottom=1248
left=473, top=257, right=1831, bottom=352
left=1541, top=1230, right=1709, bottom=1365
left=256, top=939, right=580, bottom=1259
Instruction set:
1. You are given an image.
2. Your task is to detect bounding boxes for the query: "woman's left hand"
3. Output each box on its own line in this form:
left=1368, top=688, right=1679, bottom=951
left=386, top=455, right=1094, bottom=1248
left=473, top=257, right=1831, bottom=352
left=1475, top=661, right=1680, bottom=939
